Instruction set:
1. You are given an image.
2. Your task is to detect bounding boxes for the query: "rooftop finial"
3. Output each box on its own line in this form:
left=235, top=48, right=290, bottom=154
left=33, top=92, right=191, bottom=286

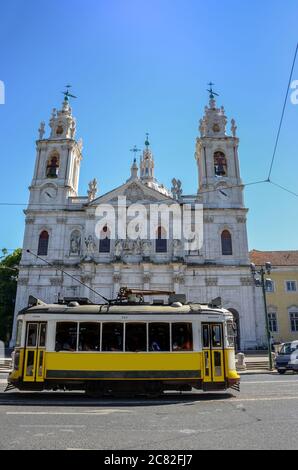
left=206, top=82, right=219, bottom=100
left=145, top=132, right=150, bottom=148
left=130, top=145, right=141, bottom=157
left=62, top=84, right=77, bottom=102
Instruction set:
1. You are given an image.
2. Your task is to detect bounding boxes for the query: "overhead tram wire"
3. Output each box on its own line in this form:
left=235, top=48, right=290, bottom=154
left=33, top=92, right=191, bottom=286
left=269, top=180, right=298, bottom=197
left=267, top=42, right=298, bottom=181
left=0, top=179, right=270, bottom=207
left=2, top=46, right=298, bottom=210
left=26, top=249, right=110, bottom=304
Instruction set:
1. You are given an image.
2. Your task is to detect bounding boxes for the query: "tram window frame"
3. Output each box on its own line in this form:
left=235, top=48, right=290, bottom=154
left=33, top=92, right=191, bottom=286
left=148, top=323, right=170, bottom=352
left=78, top=322, right=101, bottom=352
left=226, top=321, right=236, bottom=347
left=26, top=323, right=38, bottom=347
left=202, top=324, right=210, bottom=348
left=171, top=323, right=193, bottom=351
left=39, top=323, right=47, bottom=348
left=15, top=320, right=23, bottom=347
left=55, top=322, right=78, bottom=352
left=102, top=322, right=124, bottom=352
left=125, top=323, right=147, bottom=352
left=211, top=324, right=222, bottom=348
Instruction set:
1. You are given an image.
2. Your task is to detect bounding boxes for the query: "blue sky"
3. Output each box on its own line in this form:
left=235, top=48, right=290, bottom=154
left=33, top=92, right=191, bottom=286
left=0, top=0, right=297, bottom=252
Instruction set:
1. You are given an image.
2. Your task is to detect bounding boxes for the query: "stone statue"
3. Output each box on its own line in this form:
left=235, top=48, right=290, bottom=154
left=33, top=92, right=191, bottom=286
left=78, top=138, right=83, bottom=152
left=231, top=118, right=237, bottom=137
left=114, top=239, right=123, bottom=258
left=87, top=178, right=98, bottom=201
left=38, top=121, right=45, bottom=140
left=171, top=178, right=183, bottom=200
left=70, top=118, right=76, bottom=139
left=142, top=240, right=151, bottom=257
left=173, top=239, right=182, bottom=257
left=84, top=235, right=96, bottom=260
left=199, top=119, right=205, bottom=137
left=134, top=237, right=142, bottom=255
left=70, top=231, right=81, bottom=255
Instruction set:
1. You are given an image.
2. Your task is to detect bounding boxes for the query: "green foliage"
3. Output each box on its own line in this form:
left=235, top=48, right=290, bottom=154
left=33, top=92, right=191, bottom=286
left=0, top=249, right=21, bottom=344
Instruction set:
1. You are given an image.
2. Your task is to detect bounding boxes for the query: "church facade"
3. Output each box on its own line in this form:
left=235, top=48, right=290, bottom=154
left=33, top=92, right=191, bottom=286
left=12, top=92, right=265, bottom=349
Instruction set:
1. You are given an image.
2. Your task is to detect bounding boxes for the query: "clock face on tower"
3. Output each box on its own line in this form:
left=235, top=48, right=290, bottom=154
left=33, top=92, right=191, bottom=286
left=218, top=187, right=231, bottom=200
left=41, top=186, right=58, bottom=202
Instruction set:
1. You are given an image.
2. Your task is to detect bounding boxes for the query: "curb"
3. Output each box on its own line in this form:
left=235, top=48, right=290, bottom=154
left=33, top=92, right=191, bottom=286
left=238, top=370, right=277, bottom=375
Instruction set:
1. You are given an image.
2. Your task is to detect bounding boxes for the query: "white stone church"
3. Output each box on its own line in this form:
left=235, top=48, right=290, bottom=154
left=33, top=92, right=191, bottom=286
left=11, top=91, right=265, bottom=349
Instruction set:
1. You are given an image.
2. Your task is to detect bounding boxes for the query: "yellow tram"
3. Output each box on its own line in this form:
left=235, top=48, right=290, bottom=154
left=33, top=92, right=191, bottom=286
left=8, top=289, right=240, bottom=396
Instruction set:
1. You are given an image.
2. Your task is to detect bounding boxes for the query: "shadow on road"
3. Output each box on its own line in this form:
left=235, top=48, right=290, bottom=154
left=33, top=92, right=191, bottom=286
left=0, top=390, right=235, bottom=407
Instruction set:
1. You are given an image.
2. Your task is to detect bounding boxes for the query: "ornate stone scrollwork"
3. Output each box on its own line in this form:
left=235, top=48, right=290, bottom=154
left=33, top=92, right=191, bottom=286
left=204, top=216, right=214, bottom=224
left=113, top=273, right=121, bottom=283
left=143, top=273, right=151, bottom=283
left=50, top=277, right=63, bottom=286
left=205, top=277, right=218, bottom=287
left=241, top=277, right=253, bottom=286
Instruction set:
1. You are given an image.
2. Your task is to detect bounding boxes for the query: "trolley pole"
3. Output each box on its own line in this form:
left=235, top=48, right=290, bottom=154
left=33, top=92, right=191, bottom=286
left=250, top=262, right=273, bottom=371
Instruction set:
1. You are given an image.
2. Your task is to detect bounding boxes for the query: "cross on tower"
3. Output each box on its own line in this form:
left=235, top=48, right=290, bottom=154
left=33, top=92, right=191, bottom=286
left=62, top=85, right=77, bottom=101
left=207, top=82, right=219, bottom=100
left=145, top=133, right=150, bottom=148
left=130, top=145, right=141, bottom=156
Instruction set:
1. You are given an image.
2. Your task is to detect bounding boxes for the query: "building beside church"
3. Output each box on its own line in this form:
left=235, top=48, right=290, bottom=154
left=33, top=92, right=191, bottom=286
left=12, top=91, right=265, bottom=349
left=250, top=250, right=298, bottom=344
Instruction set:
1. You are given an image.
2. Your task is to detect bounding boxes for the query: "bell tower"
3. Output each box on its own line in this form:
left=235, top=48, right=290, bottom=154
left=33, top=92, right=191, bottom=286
left=29, top=93, right=83, bottom=208
left=195, top=85, right=243, bottom=208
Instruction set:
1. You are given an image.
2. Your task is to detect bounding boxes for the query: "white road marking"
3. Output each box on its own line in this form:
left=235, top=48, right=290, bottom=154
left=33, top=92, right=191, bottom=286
left=242, top=380, right=298, bottom=384
left=7, top=409, right=132, bottom=416
left=19, top=425, right=86, bottom=428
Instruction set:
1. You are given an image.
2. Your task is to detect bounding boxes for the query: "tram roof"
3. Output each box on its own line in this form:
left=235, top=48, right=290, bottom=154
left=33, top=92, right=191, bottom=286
left=19, top=303, right=232, bottom=316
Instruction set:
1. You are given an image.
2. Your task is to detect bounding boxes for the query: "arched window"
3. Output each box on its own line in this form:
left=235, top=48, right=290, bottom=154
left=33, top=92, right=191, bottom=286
left=214, top=151, right=227, bottom=176
left=46, top=153, right=60, bottom=178
left=99, top=226, right=110, bottom=253
left=155, top=227, right=167, bottom=253
left=221, top=230, right=232, bottom=255
left=38, top=230, right=49, bottom=256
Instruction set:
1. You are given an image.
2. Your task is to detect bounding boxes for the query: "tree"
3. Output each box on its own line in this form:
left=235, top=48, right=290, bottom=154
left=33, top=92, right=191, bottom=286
left=0, top=249, right=21, bottom=345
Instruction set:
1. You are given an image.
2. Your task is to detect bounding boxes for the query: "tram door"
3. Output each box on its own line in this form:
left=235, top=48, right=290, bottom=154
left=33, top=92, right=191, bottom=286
left=202, top=323, right=225, bottom=383
left=23, top=322, right=47, bottom=382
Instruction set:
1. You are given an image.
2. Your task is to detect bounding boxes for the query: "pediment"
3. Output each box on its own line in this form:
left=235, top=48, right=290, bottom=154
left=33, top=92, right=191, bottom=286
left=89, top=180, right=174, bottom=206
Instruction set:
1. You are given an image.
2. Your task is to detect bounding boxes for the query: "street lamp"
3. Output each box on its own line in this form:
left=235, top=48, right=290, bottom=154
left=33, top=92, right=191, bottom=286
left=250, top=261, right=273, bottom=370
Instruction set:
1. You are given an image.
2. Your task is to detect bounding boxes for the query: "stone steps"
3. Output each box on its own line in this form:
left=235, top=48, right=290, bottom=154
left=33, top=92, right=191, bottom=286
left=245, top=361, right=270, bottom=370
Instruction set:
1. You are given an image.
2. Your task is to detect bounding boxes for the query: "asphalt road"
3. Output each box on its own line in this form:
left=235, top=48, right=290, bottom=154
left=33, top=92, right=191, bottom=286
left=0, top=373, right=297, bottom=450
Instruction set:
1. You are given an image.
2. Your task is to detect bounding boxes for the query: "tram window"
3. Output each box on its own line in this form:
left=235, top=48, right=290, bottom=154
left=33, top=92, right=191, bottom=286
left=211, top=325, right=222, bottom=348
left=55, top=322, right=77, bottom=351
left=39, top=323, right=47, bottom=347
left=148, top=323, right=170, bottom=351
left=214, top=351, right=222, bottom=376
left=102, top=323, right=123, bottom=351
left=202, top=325, right=210, bottom=348
left=27, top=324, right=38, bottom=347
left=171, top=323, right=193, bottom=351
left=15, top=320, right=23, bottom=347
left=26, top=351, right=35, bottom=376
left=227, top=321, right=236, bottom=347
left=79, top=323, right=101, bottom=351
left=125, top=323, right=147, bottom=352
